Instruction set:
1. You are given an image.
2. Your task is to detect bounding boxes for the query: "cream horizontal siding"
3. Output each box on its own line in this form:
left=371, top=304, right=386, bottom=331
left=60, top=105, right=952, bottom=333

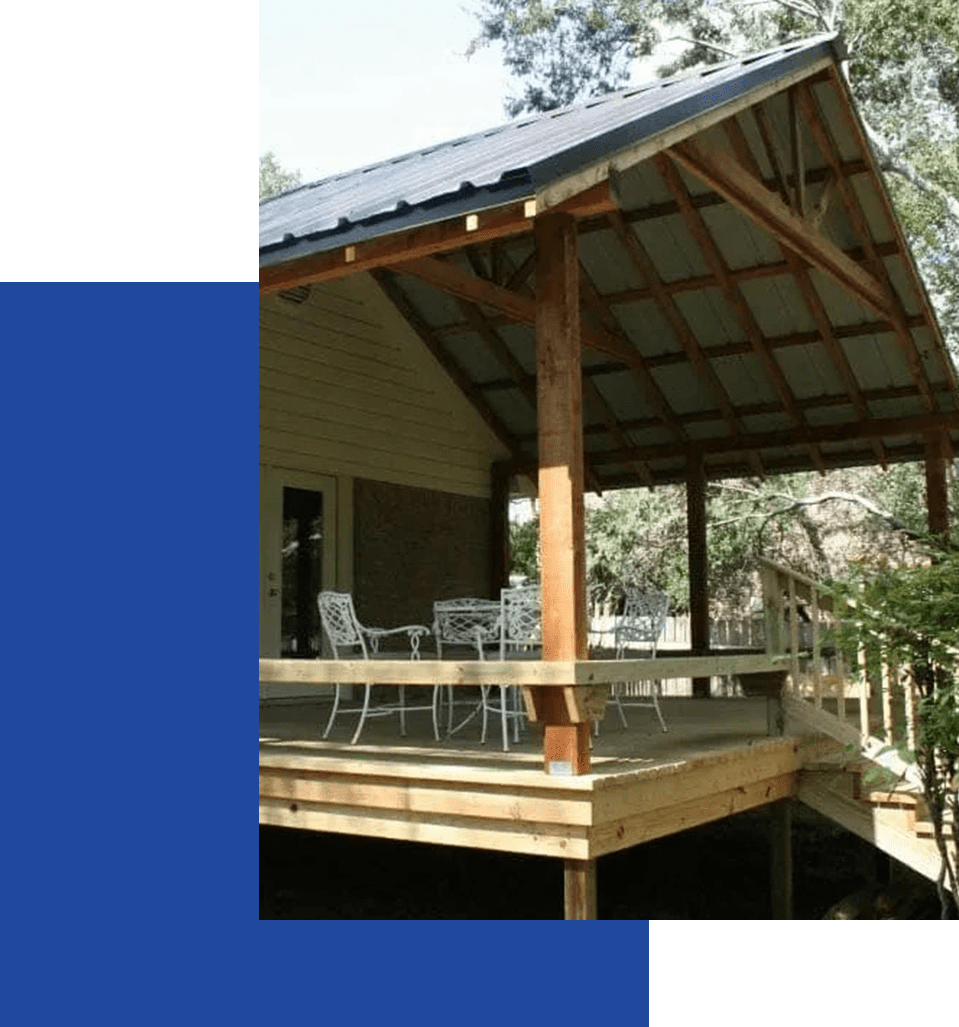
left=260, top=273, right=506, bottom=496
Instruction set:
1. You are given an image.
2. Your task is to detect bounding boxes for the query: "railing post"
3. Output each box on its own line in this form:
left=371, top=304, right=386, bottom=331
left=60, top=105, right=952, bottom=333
left=788, top=574, right=800, bottom=697
left=857, top=638, right=870, bottom=738
left=880, top=646, right=895, bottom=745
left=761, top=563, right=784, bottom=657
left=811, top=586, right=822, bottom=710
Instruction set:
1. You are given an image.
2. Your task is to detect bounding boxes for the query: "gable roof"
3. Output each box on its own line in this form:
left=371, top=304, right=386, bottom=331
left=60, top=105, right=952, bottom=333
left=260, top=34, right=839, bottom=265
left=260, top=34, right=959, bottom=490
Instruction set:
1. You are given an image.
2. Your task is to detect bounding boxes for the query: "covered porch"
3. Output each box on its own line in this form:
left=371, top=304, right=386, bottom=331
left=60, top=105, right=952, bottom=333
left=259, top=35, right=957, bottom=916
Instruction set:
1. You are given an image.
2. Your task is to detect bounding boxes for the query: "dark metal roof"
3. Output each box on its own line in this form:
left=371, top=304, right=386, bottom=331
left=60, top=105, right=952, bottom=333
left=259, top=34, right=959, bottom=490
left=260, top=35, right=838, bottom=266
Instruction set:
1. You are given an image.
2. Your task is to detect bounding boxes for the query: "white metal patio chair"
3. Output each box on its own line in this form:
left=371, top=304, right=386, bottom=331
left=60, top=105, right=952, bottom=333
left=480, top=584, right=541, bottom=751
left=432, top=598, right=501, bottom=737
left=601, top=587, right=669, bottom=733
left=317, top=590, right=433, bottom=745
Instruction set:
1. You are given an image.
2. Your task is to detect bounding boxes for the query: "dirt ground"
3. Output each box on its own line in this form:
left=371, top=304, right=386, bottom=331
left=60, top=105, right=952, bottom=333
left=259, top=802, right=942, bottom=919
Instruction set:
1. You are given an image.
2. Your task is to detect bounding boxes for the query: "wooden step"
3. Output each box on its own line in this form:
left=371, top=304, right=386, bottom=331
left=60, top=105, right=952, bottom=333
left=798, top=773, right=944, bottom=881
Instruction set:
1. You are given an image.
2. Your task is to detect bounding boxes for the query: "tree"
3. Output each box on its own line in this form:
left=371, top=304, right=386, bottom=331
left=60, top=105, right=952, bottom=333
left=260, top=151, right=301, bottom=200
left=831, top=542, right=959, bottom=917
left=467, top=0, right=959, bottom=353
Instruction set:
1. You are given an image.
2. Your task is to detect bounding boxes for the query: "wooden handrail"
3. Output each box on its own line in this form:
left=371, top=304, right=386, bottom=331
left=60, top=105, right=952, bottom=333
left=259, top=653, right=785, bottom=687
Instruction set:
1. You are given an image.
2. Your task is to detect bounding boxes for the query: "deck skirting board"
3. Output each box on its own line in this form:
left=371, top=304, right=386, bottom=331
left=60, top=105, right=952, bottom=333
left=260, top=735, right=806, bottom=860
left=591, top=772, right=796, bottom=856
left=259, top=796, right=591, bottom=858
left=260, top=767, right=594, bottom=825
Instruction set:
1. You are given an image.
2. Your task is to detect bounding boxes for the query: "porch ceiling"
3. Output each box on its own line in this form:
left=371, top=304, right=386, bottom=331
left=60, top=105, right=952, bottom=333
left=259, top=34, right=959, bottom=491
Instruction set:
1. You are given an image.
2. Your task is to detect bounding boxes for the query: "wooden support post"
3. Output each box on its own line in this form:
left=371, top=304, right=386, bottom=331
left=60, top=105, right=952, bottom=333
left=534, top=211, right=591, bottom=774
left=769, top=799, right=793, bottom=919
left=564, top=858, right=597, bottom=919
left=924, top=432, right=950, bottom=539
left=490, top=462, right=511, bottom=596
left=687, top=453, right=710, bottom=698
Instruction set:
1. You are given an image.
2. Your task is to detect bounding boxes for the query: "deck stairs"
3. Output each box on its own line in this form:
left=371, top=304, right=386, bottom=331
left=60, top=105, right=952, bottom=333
left=760, top=560, right=956, bottom=886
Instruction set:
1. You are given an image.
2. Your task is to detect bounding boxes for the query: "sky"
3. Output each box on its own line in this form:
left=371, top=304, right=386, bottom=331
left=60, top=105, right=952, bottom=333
left=260, top=0, right=515, bottom=184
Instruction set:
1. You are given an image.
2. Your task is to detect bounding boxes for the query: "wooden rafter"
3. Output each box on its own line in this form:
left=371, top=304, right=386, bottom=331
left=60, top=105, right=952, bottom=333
left=574, top=260, right=691, bottom=448
left=579, top=160, right=871, bottom=238
left=795, top=79, right=939, bottom=412
left=581, top=410, right=959, bottom=467
left=434, top=251, right=911, bottom=341
left=605, top=207, right=766, bottom=479
left=508, top=382, right=937, bottom=445
left=391, top=252, right=690, bottom=446
left=724, top=114, right=889, bottom=469
left=370, top=269, right=526, bottom=463
left=654, top=150, right=828, bottom=474
left=752, top=102, right=792, bottom=208
left=260, top=183, right=615, bottom=296
left=667, top=137, right=891, bottom=317
left=821, top=64, right=958, bottom=395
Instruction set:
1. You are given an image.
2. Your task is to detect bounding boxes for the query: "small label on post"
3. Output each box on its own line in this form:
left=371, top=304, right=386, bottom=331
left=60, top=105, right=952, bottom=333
left=548, top=760, right=573, bottom=776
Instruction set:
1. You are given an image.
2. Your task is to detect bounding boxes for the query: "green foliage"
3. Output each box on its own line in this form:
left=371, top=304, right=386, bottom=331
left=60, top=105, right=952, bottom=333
left=584, top=486, right=691, bottom=607
left=509, top=516, right=540, bottom=579
left=467, top=1, right=658, bottom=116
left=260, top=151, right=301, bottom=200
left=829, top=541, right=959, bottom=914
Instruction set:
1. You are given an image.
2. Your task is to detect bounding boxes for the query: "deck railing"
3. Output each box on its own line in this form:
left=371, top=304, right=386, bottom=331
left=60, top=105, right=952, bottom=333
left=759, top=557, right=924, bottom=784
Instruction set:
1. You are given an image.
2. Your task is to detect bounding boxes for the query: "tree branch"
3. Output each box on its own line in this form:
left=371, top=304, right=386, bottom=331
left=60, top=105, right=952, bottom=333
left=862, top=123, right=959, bottom=227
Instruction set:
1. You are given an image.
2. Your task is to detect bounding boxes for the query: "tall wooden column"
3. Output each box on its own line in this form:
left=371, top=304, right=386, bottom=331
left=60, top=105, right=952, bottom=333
left=924, top=433, right=950, bottom=539
left=687, top=453, right=710, bottom=698
left=534, top=210, right=591, bottom=775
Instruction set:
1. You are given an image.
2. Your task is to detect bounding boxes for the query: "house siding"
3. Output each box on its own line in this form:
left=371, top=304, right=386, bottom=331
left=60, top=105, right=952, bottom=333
left=259, top=273, right=504, bottom=497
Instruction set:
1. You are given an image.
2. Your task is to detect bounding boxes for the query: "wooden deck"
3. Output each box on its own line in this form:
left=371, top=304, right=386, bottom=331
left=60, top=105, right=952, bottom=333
left=260, top=695, right=814, bottom=860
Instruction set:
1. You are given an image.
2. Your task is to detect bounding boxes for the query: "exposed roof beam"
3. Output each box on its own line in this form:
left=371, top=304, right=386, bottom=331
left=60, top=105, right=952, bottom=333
left=655, top=151, right=828, bottom=474
left=433, top=242, right=908, bottom=340
left=579, top=160, right=872, bottom=237
left=589, top=410, right=959, bottom=466
left=605, top=207, right=766, bottom=479
left=724, top=114, right=888, bottom=469
left=667, top=137, right=892, bottom=318
left=506, top=383, right=935, bottom=443
left=795, top=79, right=938, bottom=412
left=260, top=183, right=615, bottom=295
left=821, top=65, right=959, bottom=396
left=389, top=254, right=687, bottom=443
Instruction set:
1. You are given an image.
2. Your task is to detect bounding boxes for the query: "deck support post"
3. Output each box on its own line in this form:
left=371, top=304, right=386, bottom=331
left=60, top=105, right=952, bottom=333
left=687, top=452, right=710, bottom=698
left=769, top=798, right=793, bottom=919
left=564, top=858, right=597, bottom=919
left=924, top=432, right=950, bottom=539
left=534, top=210, right=591, bottom=774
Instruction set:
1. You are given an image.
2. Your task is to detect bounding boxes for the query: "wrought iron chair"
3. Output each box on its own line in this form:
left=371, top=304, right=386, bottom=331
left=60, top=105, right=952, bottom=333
left=432, top=598, right=501, bottom=737
left=480, top=584, right=541, bottom=751
left=317, top=591, right=432, bottom=745
left=602, top=586, right=669, bottom=733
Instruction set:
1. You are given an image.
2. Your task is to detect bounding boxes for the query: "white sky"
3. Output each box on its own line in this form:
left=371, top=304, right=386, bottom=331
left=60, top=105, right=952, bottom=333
left=260, top=0, right=515, bottom=183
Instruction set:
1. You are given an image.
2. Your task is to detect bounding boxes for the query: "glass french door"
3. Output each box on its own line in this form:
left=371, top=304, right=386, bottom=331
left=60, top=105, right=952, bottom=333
left=260, top=468, right=337, bottom=659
